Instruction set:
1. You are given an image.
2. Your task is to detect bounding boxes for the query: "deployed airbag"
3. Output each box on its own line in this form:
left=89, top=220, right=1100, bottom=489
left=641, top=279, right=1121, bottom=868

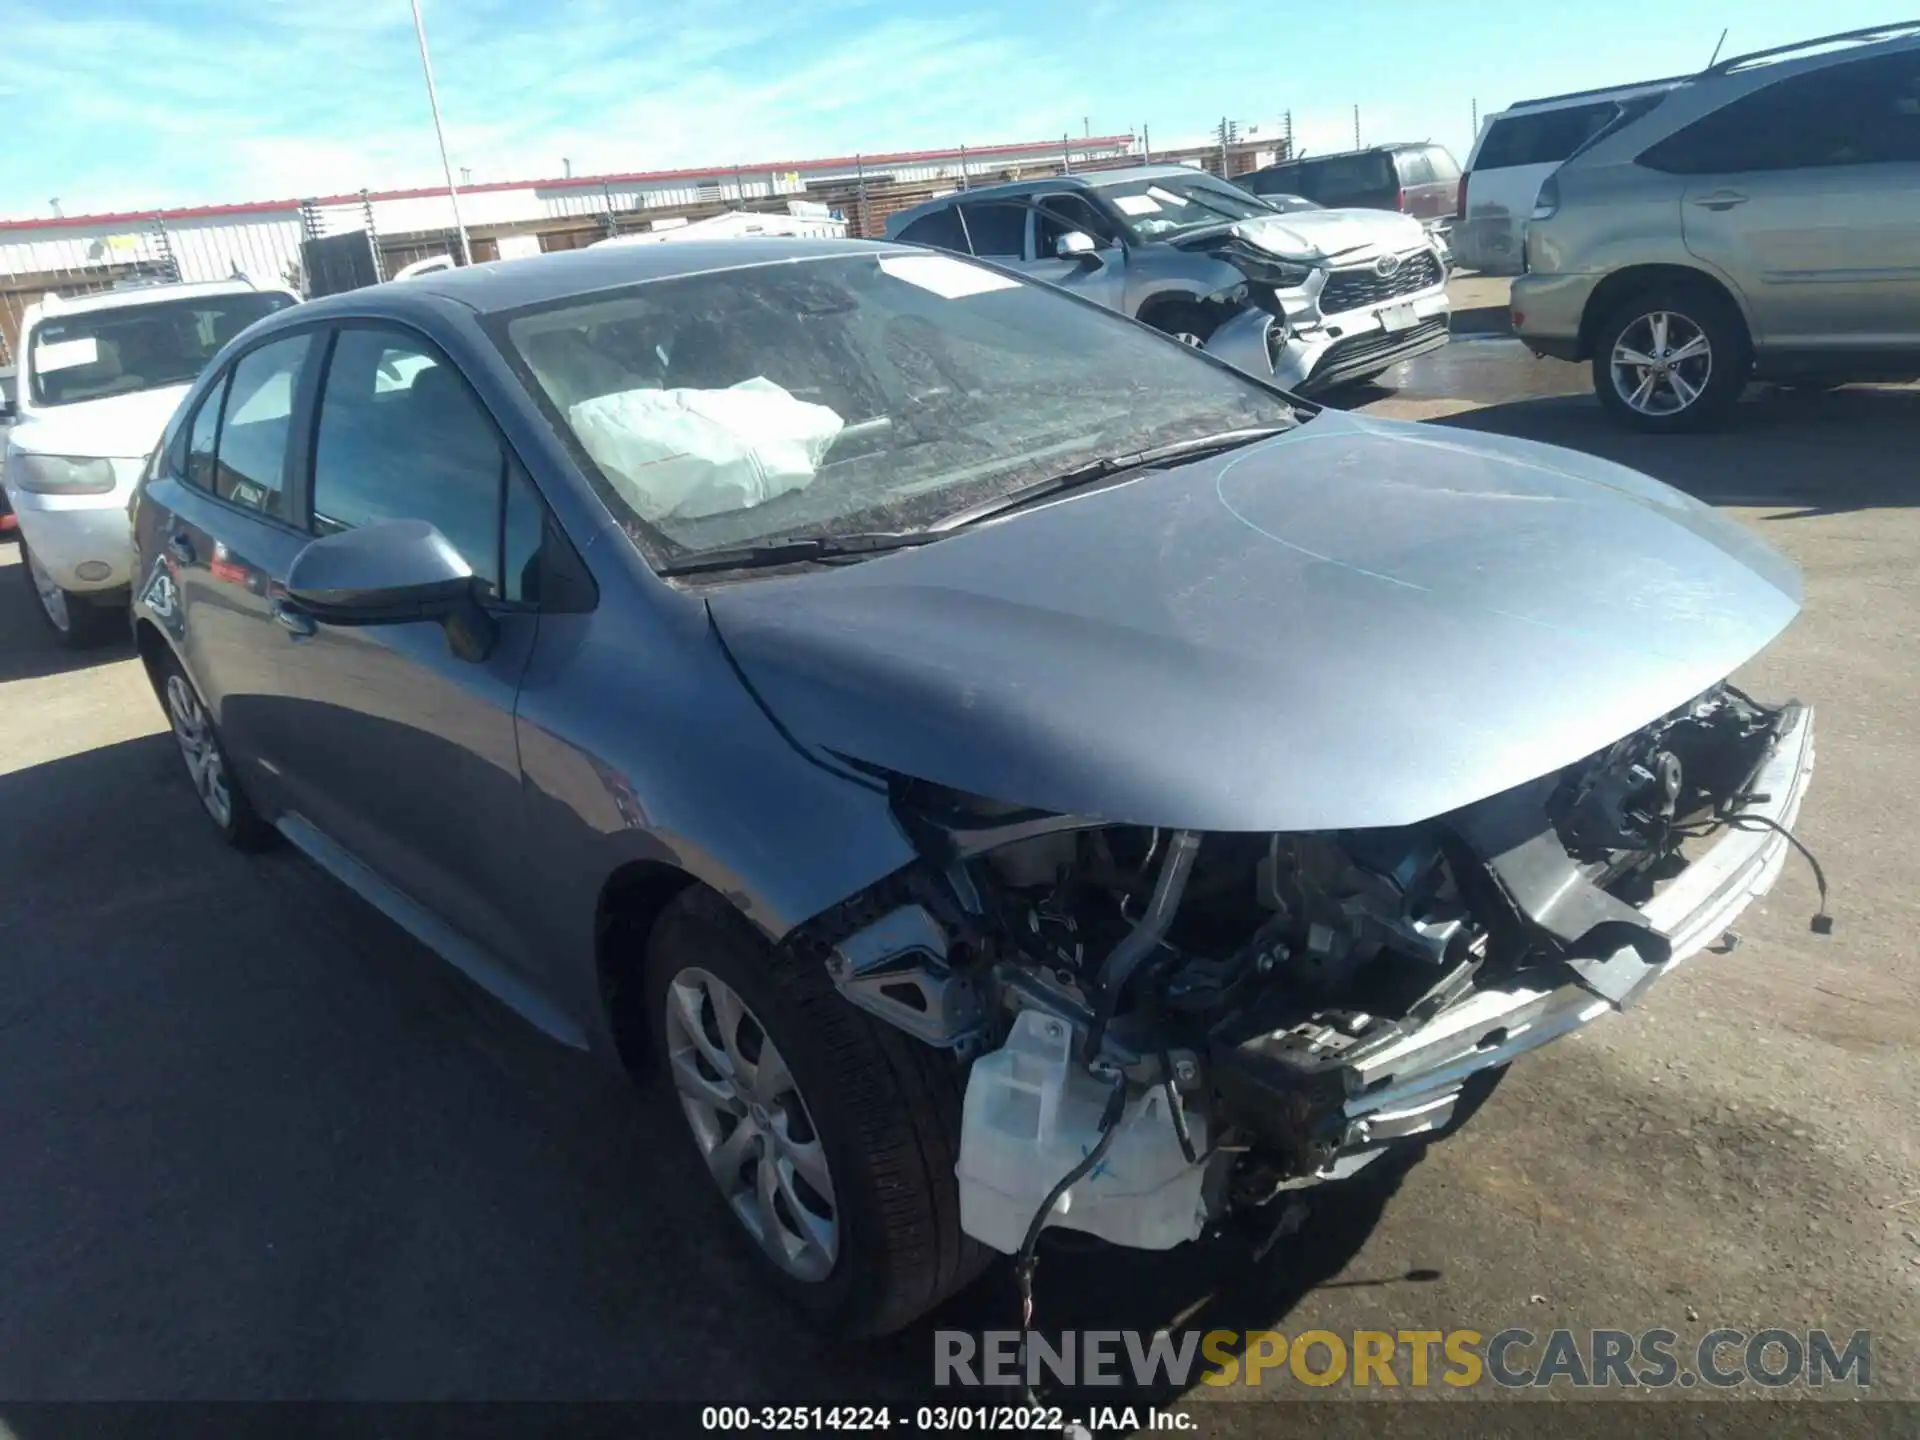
left=568, top=377, right=844, bottom=521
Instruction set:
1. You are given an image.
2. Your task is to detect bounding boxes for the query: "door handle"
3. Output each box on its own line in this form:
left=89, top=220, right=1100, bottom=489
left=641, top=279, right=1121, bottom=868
left=272, top=599, right=316, bottom=637
left=1691, top=191, right=1749, bottom=211
left=167, top=532, right=196, bottom=564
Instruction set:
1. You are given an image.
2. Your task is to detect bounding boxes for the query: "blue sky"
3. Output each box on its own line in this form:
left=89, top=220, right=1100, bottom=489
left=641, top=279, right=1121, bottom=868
left=0, top=0, right=1899, bottom=220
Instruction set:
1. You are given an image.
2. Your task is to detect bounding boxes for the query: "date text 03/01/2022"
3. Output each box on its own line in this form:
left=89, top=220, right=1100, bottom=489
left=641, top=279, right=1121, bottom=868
left=700, top=1405, right=1194, bottom=1433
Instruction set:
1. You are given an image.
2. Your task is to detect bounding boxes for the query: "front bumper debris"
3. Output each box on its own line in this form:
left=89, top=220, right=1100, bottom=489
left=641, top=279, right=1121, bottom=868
left=1207, top=281, right=1452, bottom=393
left=1280, top=702, right=1817, bottom=1184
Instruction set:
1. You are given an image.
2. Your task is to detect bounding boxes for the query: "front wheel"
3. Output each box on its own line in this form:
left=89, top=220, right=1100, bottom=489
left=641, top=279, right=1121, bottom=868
left=20, top=537, right=121, bottom=649
left=643, top=888, right=990, bottom=1336
left=1147, top=302, right=1220, bottom=349
left=1591, top=286, right=1749, bottom=433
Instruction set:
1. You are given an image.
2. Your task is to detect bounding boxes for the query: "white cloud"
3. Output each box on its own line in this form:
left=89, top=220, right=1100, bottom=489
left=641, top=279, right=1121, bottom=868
left=1, top=0, right=1102, bottom=216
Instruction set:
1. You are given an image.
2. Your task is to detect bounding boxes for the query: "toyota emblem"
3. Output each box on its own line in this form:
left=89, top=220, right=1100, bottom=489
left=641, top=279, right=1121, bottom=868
left=1374, top=253, right=1402, bottom=279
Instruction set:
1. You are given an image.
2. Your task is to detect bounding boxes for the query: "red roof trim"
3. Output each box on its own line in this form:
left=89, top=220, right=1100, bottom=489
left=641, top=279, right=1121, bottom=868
left=0, top=135, right=1136, bottom=234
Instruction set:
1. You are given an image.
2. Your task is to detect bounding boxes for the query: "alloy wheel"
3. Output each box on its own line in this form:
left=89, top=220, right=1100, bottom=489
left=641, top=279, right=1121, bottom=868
left=25, top=546, right=71, bottom=634
left=664, top=966, right=839, bottom=1281
left=1609, top=310, right=1713, bottom=418
left=165, top=673, right=234, bottom=829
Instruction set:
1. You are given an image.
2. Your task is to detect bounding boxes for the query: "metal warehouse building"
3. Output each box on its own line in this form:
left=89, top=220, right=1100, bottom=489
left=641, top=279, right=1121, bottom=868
left=0, top=134, right=1151, bottom=364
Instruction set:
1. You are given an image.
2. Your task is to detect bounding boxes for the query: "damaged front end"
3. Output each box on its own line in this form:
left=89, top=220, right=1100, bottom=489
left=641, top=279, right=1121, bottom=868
left=1180, top=218, right=1452, bottom=393
left=801, top=685, right=1818, bottom=1255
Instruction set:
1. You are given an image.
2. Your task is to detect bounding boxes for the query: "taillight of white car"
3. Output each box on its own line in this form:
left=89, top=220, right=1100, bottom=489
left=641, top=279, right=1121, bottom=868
left=6, top=453, right=118, bottom=495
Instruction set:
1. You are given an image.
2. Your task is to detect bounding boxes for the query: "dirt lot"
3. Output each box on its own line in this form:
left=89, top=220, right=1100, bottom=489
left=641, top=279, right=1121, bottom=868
left=1, top=319, right=1915, bottom=1425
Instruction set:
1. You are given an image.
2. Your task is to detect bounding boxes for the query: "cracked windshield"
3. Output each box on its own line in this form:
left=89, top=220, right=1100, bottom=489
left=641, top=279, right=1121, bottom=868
left=504, top=252, right=1295, bottom=562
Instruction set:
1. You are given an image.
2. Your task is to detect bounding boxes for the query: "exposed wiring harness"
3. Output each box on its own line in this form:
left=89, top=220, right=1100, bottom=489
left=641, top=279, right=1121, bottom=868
left=1012, top=1072, right=1128, bottom=1410
left=1668, top=790, right=1834, bottom=935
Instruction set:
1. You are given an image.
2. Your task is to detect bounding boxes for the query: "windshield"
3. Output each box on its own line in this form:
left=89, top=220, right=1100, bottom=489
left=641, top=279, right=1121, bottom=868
left=501, top=252, right=1296, bottom=568
left=1090, top=174, right=1274, bottom=239
left=28, top=291, right=294, bottom=408
left=1260, top=193, right=1323, bottom=214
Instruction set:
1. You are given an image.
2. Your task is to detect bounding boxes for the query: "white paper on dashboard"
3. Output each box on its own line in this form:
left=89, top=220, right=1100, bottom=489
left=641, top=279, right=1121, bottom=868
left=35, top=337, right=100, bottom=372
left=878, top=254, right=1020, bottom=299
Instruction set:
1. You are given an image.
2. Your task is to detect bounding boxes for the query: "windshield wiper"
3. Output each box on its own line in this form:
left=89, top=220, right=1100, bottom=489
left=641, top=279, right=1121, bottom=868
left=657, top=530, right=933, bottom=577
left=932, top=426, right=1289, bottom=533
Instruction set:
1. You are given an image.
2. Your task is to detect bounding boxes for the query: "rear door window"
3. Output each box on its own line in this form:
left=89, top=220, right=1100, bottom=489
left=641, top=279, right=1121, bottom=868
left=955, top=202, right=1029, bottom=259
left=210, top=333, right=311, bottom=519
left=893, top=207, right=968, bottom=253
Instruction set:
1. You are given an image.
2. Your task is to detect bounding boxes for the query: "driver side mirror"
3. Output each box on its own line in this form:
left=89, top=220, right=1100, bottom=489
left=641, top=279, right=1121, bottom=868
left=1054, top=231, right=1100, bottom=263
left=284, top=518, right=497, bottom=662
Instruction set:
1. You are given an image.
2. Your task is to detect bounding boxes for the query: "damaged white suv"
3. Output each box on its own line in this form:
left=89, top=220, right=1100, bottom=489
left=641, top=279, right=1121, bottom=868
left=885, top=165, right=1451, bottom=393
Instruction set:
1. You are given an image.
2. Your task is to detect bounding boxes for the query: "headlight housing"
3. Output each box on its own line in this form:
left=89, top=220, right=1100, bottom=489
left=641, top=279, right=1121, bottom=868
left=7, top=453, right=118, bottom=495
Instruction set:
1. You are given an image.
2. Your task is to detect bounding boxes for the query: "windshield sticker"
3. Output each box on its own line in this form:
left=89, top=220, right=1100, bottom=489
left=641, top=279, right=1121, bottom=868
left=1146, top=186, right=1192, bottom=207
left=878, top=254, right=1019, bottom=299
left=1111, top=194, right=1162, bottom=216
left=35, top=337, right=99, bottom=372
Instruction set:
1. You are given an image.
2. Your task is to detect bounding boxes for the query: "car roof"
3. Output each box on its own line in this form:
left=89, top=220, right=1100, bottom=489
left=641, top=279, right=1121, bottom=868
left=31, top=278, right=286, bottom=320
left=1258, top=142, right=1435, bottom=165
left=1499, top=23, right=1919, bottom=117
left=376, top=236, right=914, bottom=314
left=884, top=164, right=1238, bottom=229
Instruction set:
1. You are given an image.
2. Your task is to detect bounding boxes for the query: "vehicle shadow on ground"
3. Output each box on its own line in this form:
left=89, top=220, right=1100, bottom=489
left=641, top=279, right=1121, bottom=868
left=869, top=1151, right=1438, bottom=1412
left=0, top=733, right=1440, bottom=1404
left=1433, top=384, right=1920, bottom=516
left=0, top=546, right=134, bottom=683
left=1447, top=304, right=1511, bottom=337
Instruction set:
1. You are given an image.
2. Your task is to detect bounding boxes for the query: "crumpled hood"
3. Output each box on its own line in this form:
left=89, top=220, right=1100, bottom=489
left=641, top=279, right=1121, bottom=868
left=6, top=385, right=187, bottom=460
left=1183, top=207, right=1431, bottom=263
left=707, top=411, right=1802, bottom=832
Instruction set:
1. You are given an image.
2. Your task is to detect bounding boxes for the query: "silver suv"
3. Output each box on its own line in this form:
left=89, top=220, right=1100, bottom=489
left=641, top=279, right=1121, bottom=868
left=1512, top=23, right=1920, bottom=431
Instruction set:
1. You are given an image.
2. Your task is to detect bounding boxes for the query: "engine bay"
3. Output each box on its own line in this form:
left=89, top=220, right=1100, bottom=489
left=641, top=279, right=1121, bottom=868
left=813, top=682, right=1804, bottom=1250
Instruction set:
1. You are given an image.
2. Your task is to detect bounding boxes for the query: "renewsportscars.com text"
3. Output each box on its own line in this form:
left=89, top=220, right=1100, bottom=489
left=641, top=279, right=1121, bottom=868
left=934, top=1327, right=1873, bottom=1390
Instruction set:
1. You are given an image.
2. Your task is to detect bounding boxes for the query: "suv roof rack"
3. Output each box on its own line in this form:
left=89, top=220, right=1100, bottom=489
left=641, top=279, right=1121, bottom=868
left=1709, top=19, right=1920, bottom=74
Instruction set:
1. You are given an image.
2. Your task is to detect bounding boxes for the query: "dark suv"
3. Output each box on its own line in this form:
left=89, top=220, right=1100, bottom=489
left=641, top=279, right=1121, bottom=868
left=1241, top=143, right=1462, bottom=224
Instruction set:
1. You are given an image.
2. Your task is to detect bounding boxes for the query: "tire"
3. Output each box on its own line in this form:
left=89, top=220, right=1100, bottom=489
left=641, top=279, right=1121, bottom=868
left=1591, top=284, right=1749, bottom=433
left=643, top=887, right=990, bottom=1336
left=1145, top=301, right=1219, bottom=349
left=19, top=536, right=122, bottom=649
left=151, top=647, right=275, bottom=850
